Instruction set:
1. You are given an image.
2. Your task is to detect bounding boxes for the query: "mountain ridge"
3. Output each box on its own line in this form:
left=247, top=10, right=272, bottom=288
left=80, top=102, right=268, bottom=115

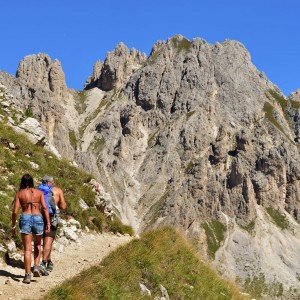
left=1, top=34, right=300, bottom=298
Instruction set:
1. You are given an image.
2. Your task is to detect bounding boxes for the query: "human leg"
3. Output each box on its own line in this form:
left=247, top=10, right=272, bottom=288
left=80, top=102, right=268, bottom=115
left=19, top=214, right=34, bottom=283
left=32, top=215, right=47, bottom=276
left=33, top=234, right=43, bottom=266
left=21, top=233, right=32, bottom=274
left=42, top=236, right=54, bottom=262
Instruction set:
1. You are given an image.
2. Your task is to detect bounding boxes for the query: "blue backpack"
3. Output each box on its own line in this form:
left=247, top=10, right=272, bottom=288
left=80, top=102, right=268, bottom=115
left=38, top=184, right=56, bottom=214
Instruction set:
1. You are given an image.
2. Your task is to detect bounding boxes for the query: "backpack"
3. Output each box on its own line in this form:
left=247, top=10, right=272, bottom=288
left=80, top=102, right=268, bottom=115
left=38, top=184, right=60, bottom=228
left=38, top=184, right=56, bottom=215
left=48, top=188, right=56, bottom=213
left=48, top=187, right=60, bottom=228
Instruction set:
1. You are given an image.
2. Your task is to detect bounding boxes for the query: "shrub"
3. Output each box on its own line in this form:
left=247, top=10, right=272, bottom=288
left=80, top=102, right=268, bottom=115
left=108, top=217, right=134, bottom=236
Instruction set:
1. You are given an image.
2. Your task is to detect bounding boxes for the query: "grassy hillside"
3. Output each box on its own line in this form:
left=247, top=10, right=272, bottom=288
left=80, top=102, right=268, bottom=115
left=0, top=118, right=132, bottom=248
left=44, top=227, right=250, bottom=300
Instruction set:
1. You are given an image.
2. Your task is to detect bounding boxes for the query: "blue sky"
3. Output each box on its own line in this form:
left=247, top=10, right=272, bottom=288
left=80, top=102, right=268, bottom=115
left=0, top=1, right=299, bottom=96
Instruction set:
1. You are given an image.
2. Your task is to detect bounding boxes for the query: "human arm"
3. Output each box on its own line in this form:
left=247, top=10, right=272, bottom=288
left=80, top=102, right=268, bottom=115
left=11, top=193, right=20, bottom=236
left=57, top=188, right=67, bottom=210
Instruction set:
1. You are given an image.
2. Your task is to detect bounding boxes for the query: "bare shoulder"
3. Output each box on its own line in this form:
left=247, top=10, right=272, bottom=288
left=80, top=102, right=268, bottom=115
left=53, top=186, right=63, bottom=194
left=34, top=188, right=43, bottom=195
left=33, top=188, right=43, bottom=199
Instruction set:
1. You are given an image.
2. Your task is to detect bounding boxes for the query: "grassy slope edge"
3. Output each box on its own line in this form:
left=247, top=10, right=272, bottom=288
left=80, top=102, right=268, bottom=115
left=44, top=227, right=250, bottom=300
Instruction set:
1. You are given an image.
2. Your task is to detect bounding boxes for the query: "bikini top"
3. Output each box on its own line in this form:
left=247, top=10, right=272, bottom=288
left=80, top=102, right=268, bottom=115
left=21, top=188, right=40, bottom=210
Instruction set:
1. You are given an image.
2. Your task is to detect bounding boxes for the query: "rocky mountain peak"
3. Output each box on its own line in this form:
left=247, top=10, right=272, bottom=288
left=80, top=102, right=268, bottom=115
left=16, top=53, right=67, bottom=98
left=290, top=88, right=300, bottom=101
left=84, top=42, right=147, bottom=91
left=1, top=53, right=72, bottom=159
left=16, top=53, right=51, bottom=88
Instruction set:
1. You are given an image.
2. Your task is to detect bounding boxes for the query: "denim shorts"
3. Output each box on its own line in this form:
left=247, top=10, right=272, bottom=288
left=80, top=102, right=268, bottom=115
left=19, top=214, right=44, bottom=235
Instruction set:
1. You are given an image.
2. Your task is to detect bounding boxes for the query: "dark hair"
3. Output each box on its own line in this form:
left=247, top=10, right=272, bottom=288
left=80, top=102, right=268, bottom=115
left=19, top=174, right=34, bottom=190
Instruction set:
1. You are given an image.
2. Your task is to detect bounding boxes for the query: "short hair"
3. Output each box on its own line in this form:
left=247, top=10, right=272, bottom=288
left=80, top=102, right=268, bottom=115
left=42, top=175, right=54, bottom=184
left=20, top=174, right=34, bottom=190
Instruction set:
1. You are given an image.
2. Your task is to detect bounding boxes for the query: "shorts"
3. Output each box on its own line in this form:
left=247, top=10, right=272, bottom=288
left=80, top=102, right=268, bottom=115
left=19, top=214, right=44, bottom=235
left=44, top=225, right=57, bottom=239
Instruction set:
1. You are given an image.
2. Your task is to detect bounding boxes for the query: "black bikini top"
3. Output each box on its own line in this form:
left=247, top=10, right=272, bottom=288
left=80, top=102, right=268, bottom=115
left=21, top=188, right=40, bottom=209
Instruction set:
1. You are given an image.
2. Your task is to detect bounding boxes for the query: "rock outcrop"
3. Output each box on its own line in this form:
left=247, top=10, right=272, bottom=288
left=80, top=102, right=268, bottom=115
left=0, top=54, right=74, bottom=158
left=84, top=43, right=147, bottom=91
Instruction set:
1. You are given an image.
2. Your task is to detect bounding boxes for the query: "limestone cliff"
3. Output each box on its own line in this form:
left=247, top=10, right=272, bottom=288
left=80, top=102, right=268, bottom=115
left=0, top=54, right=73, bottom=158
left=2, top=35, right=300, bottom=298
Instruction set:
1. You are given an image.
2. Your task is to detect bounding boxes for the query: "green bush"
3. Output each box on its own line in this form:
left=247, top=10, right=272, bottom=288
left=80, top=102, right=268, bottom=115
left=108, top=217, right=134, bottom=236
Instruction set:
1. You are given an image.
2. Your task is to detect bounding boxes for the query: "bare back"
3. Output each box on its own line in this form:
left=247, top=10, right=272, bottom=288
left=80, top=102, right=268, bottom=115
left=52, top=186, right=67, bottom=210
left=13, top=188, right=45, bottom=216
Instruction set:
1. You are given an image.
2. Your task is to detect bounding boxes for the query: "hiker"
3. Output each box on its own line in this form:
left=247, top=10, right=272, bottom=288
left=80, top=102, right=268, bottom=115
left=11, top=174, right=51, bottom=284
left=38, top=175, right=67, bottom=274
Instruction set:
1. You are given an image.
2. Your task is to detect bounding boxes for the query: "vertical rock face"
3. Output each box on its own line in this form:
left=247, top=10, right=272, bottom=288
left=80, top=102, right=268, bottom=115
left=84, top=60, right=103, bottom=89
left=290, top=89, right=300, bottom=102
left=16, top=54, right=52, bottom=89
left=79, top=36, right=300, bottom=235
left=16, top=53, right=68, bottom=98
left=80, top=36, right=300, bottom=296
left=2, top=53, right=73, bottom=158
left=84, top=42, right=147, bottom=91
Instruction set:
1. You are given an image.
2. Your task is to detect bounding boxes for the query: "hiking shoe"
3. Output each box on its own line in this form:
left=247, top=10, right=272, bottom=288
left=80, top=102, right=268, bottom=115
left=33, top=265, right=41, bottom=277
left=39, top=263, right=49, bottom=276
left=23, top=273, right=31, bottom=284
left=47, top=261, right=54, bottom=272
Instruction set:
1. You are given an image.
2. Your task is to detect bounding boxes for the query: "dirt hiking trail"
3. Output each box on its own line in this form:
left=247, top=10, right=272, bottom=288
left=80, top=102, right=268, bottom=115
left=0, top=233, right=132, bottom=300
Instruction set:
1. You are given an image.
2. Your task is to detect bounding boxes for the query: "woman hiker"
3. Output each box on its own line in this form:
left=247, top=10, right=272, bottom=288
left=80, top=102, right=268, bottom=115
left=11, top=174, right=51, bottom=284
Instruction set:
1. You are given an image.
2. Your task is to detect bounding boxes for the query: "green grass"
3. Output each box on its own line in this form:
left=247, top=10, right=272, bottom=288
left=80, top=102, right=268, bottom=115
left=266, top=88, right=300, bottom=125
left=147, top=189, right=169, bottom=228
left=24, top=107, right=34, bottom=118
left=79, top=97, right=111, bottom=138
left=171, top=36, right=192, bottom=52
left=108, top=217, right=135, bottom=236
left=185, top=160, right=194, bottom=174
left=186, top=110, right=196, bottom=119
left=202, top=220, right=226, bottom=258
left=290, top=99, right=300, bottom=109
left=89, top=137, right=106, bottom=154
left=263, top=101, right=293, bottom=143
left=244, top=272, right=283, bottom=298
left=148, top=49, right=162, bottom=65
left=44, top=227, right=250, bottom=300
left=266, top=207, right=289, bottom=230
left=239, top=221, right=255, bottom=233
left=267, top=89, right=287, bottom=110
left=263, top=102, right=285, bottom=132
left=68, top=130, right=77, bottom=149
left=147, top=129, right=159, bottom=148
left=0, top=119, right=133, bottom=244
left=75, top=90, right=88, bottom=114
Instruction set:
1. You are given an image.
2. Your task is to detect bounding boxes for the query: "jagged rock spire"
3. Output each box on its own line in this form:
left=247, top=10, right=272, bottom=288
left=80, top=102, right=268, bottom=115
left=84, top=42, right=147, bottom=91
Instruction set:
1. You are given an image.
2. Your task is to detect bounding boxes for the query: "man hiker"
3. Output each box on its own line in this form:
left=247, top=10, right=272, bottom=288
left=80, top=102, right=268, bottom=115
left=38, top=175, right=67, bottom=275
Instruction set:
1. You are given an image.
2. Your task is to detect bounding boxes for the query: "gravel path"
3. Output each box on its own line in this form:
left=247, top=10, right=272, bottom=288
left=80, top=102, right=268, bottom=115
left=0, top=232, right=132, bottom=300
